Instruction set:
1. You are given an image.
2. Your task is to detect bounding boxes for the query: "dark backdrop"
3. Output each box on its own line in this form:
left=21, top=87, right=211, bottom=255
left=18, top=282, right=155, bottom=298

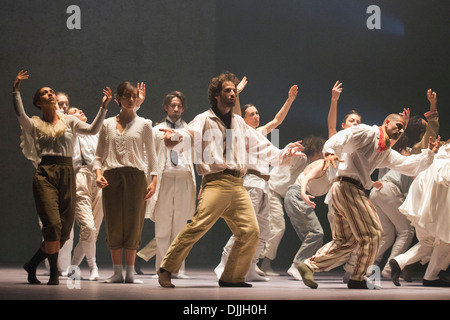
left=1, top=1, right=448, bottom=271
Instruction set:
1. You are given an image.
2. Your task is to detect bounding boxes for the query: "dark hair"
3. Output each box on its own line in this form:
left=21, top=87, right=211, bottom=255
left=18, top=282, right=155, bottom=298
left=404, top=115, right=427, bottom=148
left=342, top=110, right=362, bottom=124
left=163, top=91, right=187, bottom=111
left=392, top=134, right=409, bottom=153
left=33, top=87, right=55, bottom=109
left=241, top=104, right=255, bottom=117
left=115, top=82, right=137, bottom=106
left=302, top=136, right=326, bottom=158
left=208, top=71, right=240, bottom=108
left=32, top=88, right=42, bottom=109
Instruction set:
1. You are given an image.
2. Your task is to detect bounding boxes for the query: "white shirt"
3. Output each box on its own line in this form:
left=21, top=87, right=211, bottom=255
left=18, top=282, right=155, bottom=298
left=93, top=115, right=157, bottom=176
left=268, top=152, right=308, bottom=198
left=170, top=109, right=292, bottom=177
left=73, top=134, right=99, bottom=172
left=399, top=144, right=450, bottom=243
left=14, top=91, right=106, bottom=166
left=323, top=124, right=435, bottom=190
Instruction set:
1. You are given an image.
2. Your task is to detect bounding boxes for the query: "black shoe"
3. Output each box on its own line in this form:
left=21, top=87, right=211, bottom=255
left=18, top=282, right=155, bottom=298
left=389, top=259, right=401, bottom=286
left=347, top=279, right=380, bottom=290
left=218, top=280, right=252, bottom=287
left=423, top=279, right=450, bottom=287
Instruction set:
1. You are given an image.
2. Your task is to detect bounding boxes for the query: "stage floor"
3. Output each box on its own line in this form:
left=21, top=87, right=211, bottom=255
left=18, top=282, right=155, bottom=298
left=0, top=264, right=448, bottom=302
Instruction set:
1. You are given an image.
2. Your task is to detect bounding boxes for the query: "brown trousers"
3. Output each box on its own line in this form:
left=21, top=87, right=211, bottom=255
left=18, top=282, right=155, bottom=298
left=102, top=167, right=147, bottom=250
left=32, top=156, right=75, bottom=242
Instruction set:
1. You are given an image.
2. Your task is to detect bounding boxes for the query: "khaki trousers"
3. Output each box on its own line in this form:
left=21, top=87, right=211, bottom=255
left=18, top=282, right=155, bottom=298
left=161, top=172, right=259, bottom=283
left=305, top=180, right=383, bottom=281
left=102, top=167, right=147, bottom=250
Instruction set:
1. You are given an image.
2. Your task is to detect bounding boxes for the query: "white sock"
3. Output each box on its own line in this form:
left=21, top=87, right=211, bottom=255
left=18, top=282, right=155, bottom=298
left=104, top=264, right=123, bottom=283
left=125, top=265, right=143, bottom=284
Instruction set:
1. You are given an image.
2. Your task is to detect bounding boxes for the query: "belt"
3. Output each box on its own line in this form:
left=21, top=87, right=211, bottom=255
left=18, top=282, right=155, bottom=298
left=336, top=176, right=364, bottom=190
left=222, top=169, right=242, bottom=178
left=40, top=155, right=73, bottom=166
left=246, top=169, right=270, bottom=181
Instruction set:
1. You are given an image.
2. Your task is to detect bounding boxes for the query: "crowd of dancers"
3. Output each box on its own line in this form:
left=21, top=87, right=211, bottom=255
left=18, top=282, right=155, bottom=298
left=12, top=69, right=449, bottom=289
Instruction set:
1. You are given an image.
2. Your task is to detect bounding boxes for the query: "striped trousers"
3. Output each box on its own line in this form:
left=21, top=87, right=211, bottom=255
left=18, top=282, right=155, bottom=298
left=305, top=180, right=383, bottom=281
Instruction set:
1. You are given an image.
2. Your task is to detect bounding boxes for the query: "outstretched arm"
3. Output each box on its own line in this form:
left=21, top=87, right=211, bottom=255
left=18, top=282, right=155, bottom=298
left=12, top=70, right=33, bottom=133
left=327, top=81, right=343, bottom=138
left=159, top=128, right=182, bottom=148
left=73, top=87, right=111, bottom=135
left=257, top=84, right=298, bottom=135
left=413, top=89, right=439, bottom=153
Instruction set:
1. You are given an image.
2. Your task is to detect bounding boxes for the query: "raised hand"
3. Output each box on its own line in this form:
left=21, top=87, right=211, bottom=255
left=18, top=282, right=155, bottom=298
left=237, top=76, right=248, bottom=95
left=427, top=89, right=437, bottom=112
left=331, top=81, right=343, bottom=101
left=399, top=107, right=410, bottom=129
left=102, top=87, right=112, bottom=109
left=428, top=135, right=441, bottom=153
left=136, top=82, right=146, bottom=106
left=288, top=85, right=299, bottom=101
left=13, top=70, right=30, bottom=91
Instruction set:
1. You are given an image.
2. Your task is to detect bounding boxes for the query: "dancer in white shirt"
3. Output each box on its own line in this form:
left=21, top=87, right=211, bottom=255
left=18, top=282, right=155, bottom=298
left=13, top=70, right=110, bottom=285
left=297, top=113, right=440, bottom=289
left=390, top=142, right=450, bottom=287
left=215, top=82, right=300, bottom=282
left=157, top=72, right=303, bottom=288
left=137, top=91, right=196, bottom=278
left=67, top=107, right=103, bottom=281
left=94, top=82, right=157, bottom=284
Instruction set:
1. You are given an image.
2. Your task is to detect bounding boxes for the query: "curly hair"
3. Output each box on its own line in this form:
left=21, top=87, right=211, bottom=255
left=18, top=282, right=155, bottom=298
left=208, top=71, right=240, bottom=108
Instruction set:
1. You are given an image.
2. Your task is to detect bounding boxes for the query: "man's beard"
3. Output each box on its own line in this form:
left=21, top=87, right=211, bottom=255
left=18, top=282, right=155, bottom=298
left=220, top=97, right=235, bottom=111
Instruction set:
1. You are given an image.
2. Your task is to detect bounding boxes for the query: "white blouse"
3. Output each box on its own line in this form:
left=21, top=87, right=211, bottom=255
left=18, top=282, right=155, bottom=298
left=93, top=115, right=157, bottom=176
left=14, top=91, right=107, bottom=167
